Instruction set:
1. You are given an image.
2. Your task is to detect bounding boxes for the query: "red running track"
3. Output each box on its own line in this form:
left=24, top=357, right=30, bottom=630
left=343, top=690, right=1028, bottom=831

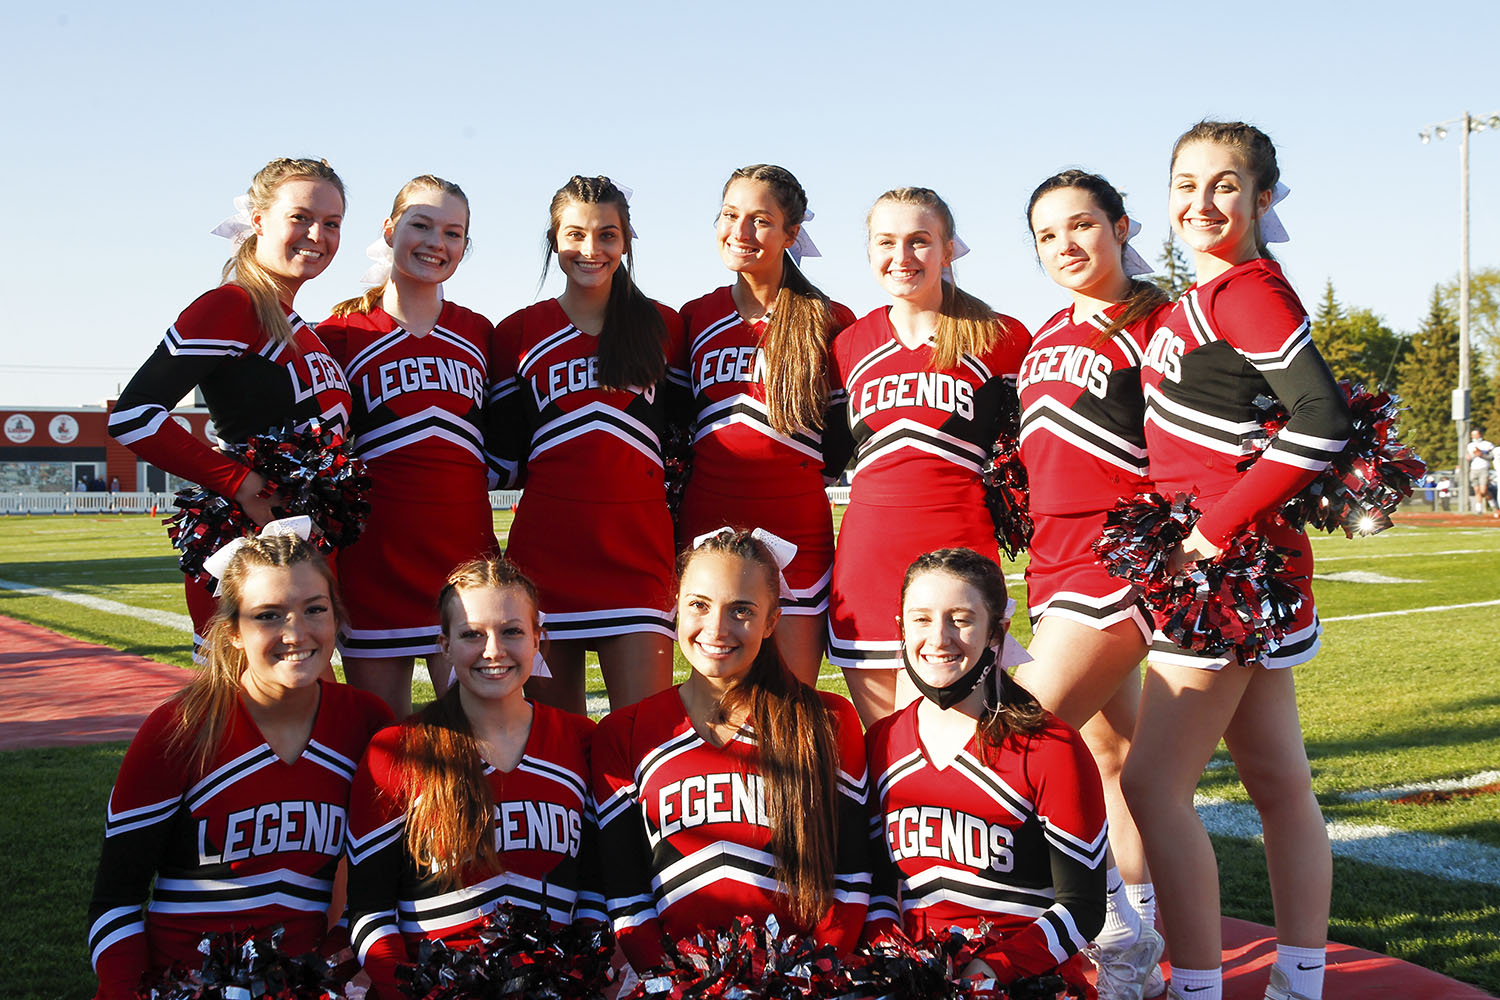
left=0, top=614, right=1491, bottom=998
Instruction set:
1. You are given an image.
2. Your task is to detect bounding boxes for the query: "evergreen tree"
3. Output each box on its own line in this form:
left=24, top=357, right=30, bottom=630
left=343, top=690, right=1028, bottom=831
left=1151, top=232, right=1193, bottom=301
left=1395, top=288, right=1460, bottom=470
left=1345, top=307, right=1403, bottom=390
left=1310, top=280, right=1358, bottom=379
left=1440, top=266, right=1500, bottom=361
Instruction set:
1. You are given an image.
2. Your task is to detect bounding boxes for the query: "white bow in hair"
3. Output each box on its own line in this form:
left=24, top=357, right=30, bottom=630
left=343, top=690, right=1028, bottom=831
left=361, top=236, right=394, bottom=285
left=1259, top=182, right=1292, bottom=244
left=941, top=234, right=972, bottom=283
left=612, top=179, right=641, bottom=239
left=997, top=596, right=1033, bottom=668
left=1121, top=218, right=1156, bottom=278
left=201, top=515, right=313, bottom=591
left=210, top=194, right=254, bottom=247
left=787, top=209, right=821, bottom=265
left=691, top=525, right=799, bottom=599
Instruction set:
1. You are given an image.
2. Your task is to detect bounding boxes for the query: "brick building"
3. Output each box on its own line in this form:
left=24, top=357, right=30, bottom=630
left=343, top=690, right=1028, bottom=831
left=0, top=403, right=211, bottom=492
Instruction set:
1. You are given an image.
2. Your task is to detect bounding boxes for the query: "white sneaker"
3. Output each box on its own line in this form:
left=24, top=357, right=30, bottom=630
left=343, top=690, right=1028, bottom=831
left=1144, top=962, right=1167, bottom=998
left=1263, top=964, right=1318, bottom=1000
left=1085, top=926, right=1166, bottom=1000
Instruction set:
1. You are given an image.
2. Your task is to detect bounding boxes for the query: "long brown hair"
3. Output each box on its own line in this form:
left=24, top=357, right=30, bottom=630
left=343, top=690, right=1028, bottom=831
left=677, top=530, right=840, bottom=926
left=724, top=165, right=836, bottom=434
left=900, top=548, right=1047, bottom=763
left=168, top=534, right=342, bottom=775
left=1171, top=120, right=1281, bottom=260
left=868, top=187, right=1022, bottom=370
left=398, top=557, right=541, bottom=889
left=1025, top=170, right=1169, bottom=347
left=222, top=157, right=346, bottom=343
left=542, top=175, right=667, bottom=391
left=329, top=174, right=470, bottom=318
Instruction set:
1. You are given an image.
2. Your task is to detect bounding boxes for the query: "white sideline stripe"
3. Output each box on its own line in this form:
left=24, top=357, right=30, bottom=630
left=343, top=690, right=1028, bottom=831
left=1195, top=797, right=1500, bottom=887
left=1339, top=771, right=1500, bottom=803
left=1322, top=599, right=1500, bottom=623
left=1315, top=548, right=1487, bottom=563
left=0, top=578, right=193, bottom=631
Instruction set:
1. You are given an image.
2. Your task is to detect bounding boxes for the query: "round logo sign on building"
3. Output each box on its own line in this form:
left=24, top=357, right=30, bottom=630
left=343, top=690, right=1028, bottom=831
left=4, top=414, right=36, bottom=443
left=49, top=414, right=80, bottom=444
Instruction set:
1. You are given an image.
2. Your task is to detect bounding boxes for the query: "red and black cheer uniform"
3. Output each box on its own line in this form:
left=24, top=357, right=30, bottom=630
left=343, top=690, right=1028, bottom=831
left=1017, top=304, right=1167, bottom=641
left=319, top=303, right=497, bottom=660
left=864, top=704, right=1107, bottom=983
left=345, top=702, right=601, bottom=999
left=87, top=682, right=391, bottom=1000
left=826, top=308, right=1028, bottom=669
left=108, top=286, right=353, bottom=646
left=591, top=687, right=871, bottom=971
left=487, top=299, right=688, bottom=642
left=1139, top=259, right=1351, bottom=668
left=676, top=287, right=857, bottom=615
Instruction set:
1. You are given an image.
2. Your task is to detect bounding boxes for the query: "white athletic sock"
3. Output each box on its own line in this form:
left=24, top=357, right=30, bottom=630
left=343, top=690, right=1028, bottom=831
left=1169, top=965, right=1221, bottom=1000
left=1274, top=944, right=1325, bottom=998
left=1096, top=867, right=1142, bottom=949
left=1126, top=881, right=1157, bottom=929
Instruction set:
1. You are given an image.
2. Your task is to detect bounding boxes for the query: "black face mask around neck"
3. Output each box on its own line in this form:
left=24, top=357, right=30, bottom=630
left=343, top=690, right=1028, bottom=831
left=903, top=645, right=997, bottom=711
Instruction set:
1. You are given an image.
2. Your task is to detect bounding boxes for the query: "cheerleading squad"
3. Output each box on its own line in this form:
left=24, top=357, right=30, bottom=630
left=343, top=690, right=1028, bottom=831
left=95, top=120, right=1353, bottom=1000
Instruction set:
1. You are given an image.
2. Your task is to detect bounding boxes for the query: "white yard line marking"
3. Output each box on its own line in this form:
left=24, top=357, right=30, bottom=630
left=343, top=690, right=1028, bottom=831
left=0, top=577, right=192, bottom=631
left=1314, top=571, right=1422, bottom=584
left=1195, top=796, right=1500, bottom=887
left=1322, top=599, right=1500, bottom=623
left=1339, top=771, right=1500, bottom=803
left=1315, top=548, right=1487, bottom=563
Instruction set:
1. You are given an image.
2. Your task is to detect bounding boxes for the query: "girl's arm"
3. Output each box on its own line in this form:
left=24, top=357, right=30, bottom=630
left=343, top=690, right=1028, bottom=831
left=344, top=728, right=411, bottom=1000
left=590, top=709, right=667, bottom=971
left=485, top=312, right=527, bottom=490
left=813, top=695, right=872, bottom=954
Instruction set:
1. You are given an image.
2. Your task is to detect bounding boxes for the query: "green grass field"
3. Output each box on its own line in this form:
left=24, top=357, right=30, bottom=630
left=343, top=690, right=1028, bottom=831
left=2, top=512, right=1498, bottom=997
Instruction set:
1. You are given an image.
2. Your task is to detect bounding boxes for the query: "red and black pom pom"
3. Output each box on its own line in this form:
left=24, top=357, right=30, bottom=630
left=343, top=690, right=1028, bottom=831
left=137, top=924, right=348, bottom=1000
left=982, top=385, right=1033, bottom=560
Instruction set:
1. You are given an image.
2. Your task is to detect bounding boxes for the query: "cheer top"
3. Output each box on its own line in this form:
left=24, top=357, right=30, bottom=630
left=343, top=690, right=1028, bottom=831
left=828, top=308, right=1028, bottom=506
left=592, top=687, right=872, bottom=971
left=317, top=302, right=492, bottom=500
left=679, top=286, right=857, bottom=495
left=109, top=285, right=353, bottom=499
left=1019, top=304, right=1163, bottom=515
left=345, top=702, right=601, bottom=999
left=864, top=704, right=1107, bottom=982
left=487, top=298, right=688, bottom=496
left=87, top=681, right=391, bottom=1000
left=1140, top=260, right=1351, bottom=546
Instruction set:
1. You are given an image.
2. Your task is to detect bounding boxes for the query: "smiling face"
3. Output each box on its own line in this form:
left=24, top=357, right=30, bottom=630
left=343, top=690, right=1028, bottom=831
left=676, top=550, right=781, bottom=686
left=387, top=190, right=468, bottom=286
left=716, top=178, right=797, bottom=279
left=231, top=562, right=337, bottom=698
left=898, top=569, right=996, bottom=690
left=251, top=177, right=343, bottom=296
left=868, top=200, right=950, bottom=307
left=554, top=199, right=625, bottom=293
left=1030, top=186, right=1130, bottom=301
left=442, top=584, right=538, bottom=704
left=1169, top=140, right=1272, bottom=265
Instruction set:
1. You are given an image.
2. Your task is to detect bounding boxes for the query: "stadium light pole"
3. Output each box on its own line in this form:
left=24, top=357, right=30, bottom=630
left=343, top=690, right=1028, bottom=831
left=1420, top=110, right=1500, bottom=513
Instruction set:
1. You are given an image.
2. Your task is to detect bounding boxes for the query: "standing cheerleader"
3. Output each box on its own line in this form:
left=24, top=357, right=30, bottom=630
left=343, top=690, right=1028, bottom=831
left=489, top=176, right=687, bottom=713
left=592, top=529, right=870, bottom=974
left=319, top=176, right=496, bottom=717
left=109, top=158, right=353, bottom=652
left=865, top=548, right=1106, bottom=993
left=1121, top=122, right=1352, bottom=1000
left=678, top=164, right=856, bottom=684
left=1016, top=170, right=1171, bottom=999
left=87, top=535, right=392, bottom=1000
left=345, top=558, right=599, bottom=1000
left=828, top=187, right=1028, bottom=725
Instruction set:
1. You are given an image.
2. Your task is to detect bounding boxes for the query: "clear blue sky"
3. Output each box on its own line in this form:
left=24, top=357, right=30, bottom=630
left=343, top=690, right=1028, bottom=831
left=2, top=0, right=1496, bottom=406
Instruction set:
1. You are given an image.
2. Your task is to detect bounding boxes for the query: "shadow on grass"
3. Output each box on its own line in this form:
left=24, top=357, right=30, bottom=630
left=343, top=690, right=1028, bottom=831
left=0, top=555, right=180, bottom=586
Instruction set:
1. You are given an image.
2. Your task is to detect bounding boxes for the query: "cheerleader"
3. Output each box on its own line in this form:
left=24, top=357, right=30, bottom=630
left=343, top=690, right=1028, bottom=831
left=591, top=528, right=870, bottom=974
left=108, top=158, right=352, bottom=654
left=319, top=176, right=496, bottom=717
left=345, top=558, right=599, bottom=999
left=489, top=176, right=687, bottom=713
left=865, top=548, right=1106, bottom=994
left=86, top=534, right=392, bottom=1000
left=1016, top=170, right=1171, bottom=999
left=828, top=187, right=1028, bottom=725
left=677, top=164, right=856, bottom=684
left=1121, top=122, right=1352, bottom=1000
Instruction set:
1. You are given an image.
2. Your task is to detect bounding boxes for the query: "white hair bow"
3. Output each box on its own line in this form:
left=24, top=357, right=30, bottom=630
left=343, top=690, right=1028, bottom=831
left=691, top=525, right=799, bottom=599
left=1259, top=182, right=1292, bottom=244
left=941, top=235, right=971, bottom=283
left=612, top=180, right=641, bottom=239
left=1121, top=219, right=1155, bottom=278
left=998, top=596, right=1032, bottom=668
left=201, top=515, right=313, bottom=591
left=361, top=236, right=394, bottom=285
left=787, top=209, right=821, bottom=265
left=210, top=194, right=254, bottom=247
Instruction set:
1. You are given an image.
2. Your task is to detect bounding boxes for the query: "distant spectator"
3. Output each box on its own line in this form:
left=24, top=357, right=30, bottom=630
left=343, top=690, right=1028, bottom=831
left=1468, top=429, right=1494, bottom=513
left=75, top=477, right=87, bottom=492
left=109, top=477, right=120, bottom=493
